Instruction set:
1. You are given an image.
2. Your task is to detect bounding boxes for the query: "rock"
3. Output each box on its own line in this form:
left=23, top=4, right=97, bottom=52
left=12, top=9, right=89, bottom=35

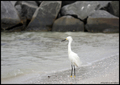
left=21, top=2, right=38, bottom=20
left=61, top=1, right=111, bottom=20
left=14, top=3, right=22, bottom=20
left=10, top=1, right=17, bottom=6
left=52, top=16, right=84, bottom=32
left=15, top=5, right=27, bottom=31
left=14, top=1, right=22, bottom=6
left=85, top=10, right=119, bottom=33
left=15, top=1, right=38, bottom=20
left=62, top=1, right=76, bottom=7
left=35, top=1, right=42, bottom=6
left=107, top=1, right=119, bottom=17
left=57, top=1, right=77, bottom=19
left=6, top=24, right=24, bottom=32
left=15, top=5, right=22, bottom=19
left=26, top=1, right=62, bottom=31
left=22, top=1, right=38, bottom=7
left=1, top=1, right=21, bottom=30
left=13, top=1, right=38, bottom=31
left=96, top=1, right=111, bottom=9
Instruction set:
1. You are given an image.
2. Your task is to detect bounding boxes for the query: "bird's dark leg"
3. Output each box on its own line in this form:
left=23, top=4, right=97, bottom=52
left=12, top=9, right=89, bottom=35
left=70, top=64, right=73, bottom=77
left=74, top=65, right=75, bottom=77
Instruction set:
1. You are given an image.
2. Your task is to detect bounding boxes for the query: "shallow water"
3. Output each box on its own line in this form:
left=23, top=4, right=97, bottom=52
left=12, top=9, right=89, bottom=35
left=1, top=32, right=119, bottom=83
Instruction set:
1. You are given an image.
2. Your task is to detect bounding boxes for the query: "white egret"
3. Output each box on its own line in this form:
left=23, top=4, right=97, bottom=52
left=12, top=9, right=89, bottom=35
left=61, top=36, right=82, bottom=77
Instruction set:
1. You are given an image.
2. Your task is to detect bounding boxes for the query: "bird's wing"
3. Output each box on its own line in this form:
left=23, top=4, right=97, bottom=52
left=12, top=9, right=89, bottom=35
left=69, top=52, right=82, bottom=67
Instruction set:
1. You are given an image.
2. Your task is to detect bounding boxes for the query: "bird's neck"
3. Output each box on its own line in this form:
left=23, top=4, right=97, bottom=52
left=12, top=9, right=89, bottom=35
left=68, top=40, right=72, bottom=53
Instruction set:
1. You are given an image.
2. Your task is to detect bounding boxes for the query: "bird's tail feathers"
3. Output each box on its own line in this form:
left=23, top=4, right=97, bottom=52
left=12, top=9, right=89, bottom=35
left=75, top=59, right=82, bottom=67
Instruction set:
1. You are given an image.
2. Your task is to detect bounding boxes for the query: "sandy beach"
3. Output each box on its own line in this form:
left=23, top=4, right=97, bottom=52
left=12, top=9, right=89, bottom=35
left=2, top=55, right=119, bottom=84
left=23, top=54, right=119, bottom=84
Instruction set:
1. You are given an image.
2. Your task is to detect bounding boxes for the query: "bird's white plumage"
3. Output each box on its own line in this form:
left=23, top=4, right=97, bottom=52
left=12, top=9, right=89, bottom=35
left=66, top=36, right=82, bottom=67
left=68, top=51, right=82, bottom=67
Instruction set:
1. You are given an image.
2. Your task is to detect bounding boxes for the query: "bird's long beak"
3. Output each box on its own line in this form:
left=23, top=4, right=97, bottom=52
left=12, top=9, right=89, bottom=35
left=61, top=38, right=67, bottom=42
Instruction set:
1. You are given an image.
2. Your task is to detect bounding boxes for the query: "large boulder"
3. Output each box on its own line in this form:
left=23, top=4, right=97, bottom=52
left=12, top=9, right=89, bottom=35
left=15, top=5, right=22, bottom=19
left=61, top=1, right=110, bottom=20
left=107, top=1, right=119, bottom=17
left=12, top=1, right=39, bottom=31
left=97, top=1, right=111, bottom=9
left=52, top=16, right=84, bottom=32
left=1, top=1, right=21, bottom=30
left=14, top=1, right=38, bottom=20
left=26, top=1, right=62, bottom=31
left=15, top=1, right=38, bottom=7
left=10, top=1, right=17, bottom=6
left=85, top=10, right=119, bottom=33
left=21, top=2, right=38, bottom=20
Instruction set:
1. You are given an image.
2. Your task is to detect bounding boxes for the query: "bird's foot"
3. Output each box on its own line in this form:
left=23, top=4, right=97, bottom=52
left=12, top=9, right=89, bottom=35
left=70, top=76, right=76, bottom=78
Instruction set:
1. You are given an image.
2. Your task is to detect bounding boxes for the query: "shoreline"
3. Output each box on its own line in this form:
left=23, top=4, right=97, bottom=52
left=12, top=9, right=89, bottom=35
left=26, top=54, right=119, bottom=84
left=1, top=54, right=119, bottom=84
left=31, top=55, right=119, bottom=84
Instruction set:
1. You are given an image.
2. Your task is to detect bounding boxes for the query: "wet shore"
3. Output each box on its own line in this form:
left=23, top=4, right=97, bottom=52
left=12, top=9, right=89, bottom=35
left=24, top=54, right=119, bottom=84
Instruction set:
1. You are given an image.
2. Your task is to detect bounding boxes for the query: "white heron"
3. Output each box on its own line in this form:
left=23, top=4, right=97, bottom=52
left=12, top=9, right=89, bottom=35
left=61, top=36, right=82, bottom=77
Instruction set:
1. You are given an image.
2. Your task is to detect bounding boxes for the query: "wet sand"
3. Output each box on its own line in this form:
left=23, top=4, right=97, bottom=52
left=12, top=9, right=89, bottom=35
left=24, top=54, right=119, bottom=84
left=1, top=54, right=119, bottom=84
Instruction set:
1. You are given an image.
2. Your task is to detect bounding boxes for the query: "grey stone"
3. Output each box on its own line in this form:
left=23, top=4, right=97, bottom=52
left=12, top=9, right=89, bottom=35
left=97, top=1, right=111, bottom=9
left=61, top=1, right=111, bottom=20
left=14, top=1, right=38, bottom=20
left=13, top=1, right=39, bottom=31
left=35, top=1, right=42, bottom=6
left=62, top=1, right=76, bottom=6
left=10, top=1, right=17, bottom=6
left=85, top=10, right=119, bottom=33
left=6, top=24, right=25, bottom=32
left=21, top=2, right=38, bottom=20
left=52, top=16, right=84, bottom=32
left=15, top=5, right=22, bottom=19
left=108, top=1, right=119, bottom=17
left=26, top=1, right=62, bottom=31
left=23, top=1, right=38, bottom=7
left=14, top=1, right=22, bottom=6
left=1, top=1, right=21, bottom=30
left=88, top=10, right=118, bottom=18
